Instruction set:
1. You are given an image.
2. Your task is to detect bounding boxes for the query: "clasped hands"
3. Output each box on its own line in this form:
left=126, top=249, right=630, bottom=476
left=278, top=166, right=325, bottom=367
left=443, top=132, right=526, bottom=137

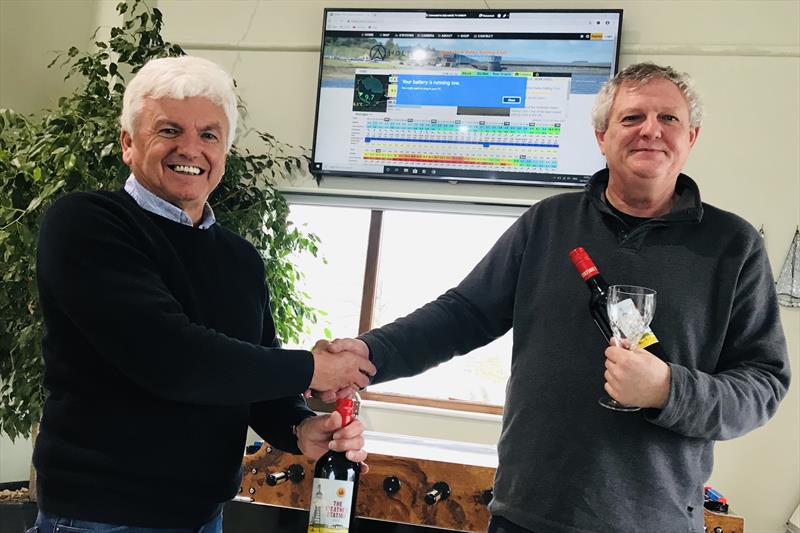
left=603, top=338, right=671, bottom=409
left=308, top=337, right=373, bottom=402
left=297, top=337, right=372, bottom=472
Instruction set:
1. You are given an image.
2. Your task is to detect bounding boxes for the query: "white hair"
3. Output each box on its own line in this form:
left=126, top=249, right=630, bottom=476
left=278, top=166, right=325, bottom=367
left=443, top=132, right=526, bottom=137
left=591, top=62, right=704, bottom=133
left=121, top=56, right=238, bottom=150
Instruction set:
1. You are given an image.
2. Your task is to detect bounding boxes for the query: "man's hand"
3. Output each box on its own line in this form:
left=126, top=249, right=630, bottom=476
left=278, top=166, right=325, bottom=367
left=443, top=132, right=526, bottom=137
left=603, top=340, right=671, bottom=409
left=305, top=338, right=374, bottom=402
left=309, top=339, right=375, bottom=398
left=328, top=338, right=370, bottom=359
left=296, top=413, right=369, bottom=473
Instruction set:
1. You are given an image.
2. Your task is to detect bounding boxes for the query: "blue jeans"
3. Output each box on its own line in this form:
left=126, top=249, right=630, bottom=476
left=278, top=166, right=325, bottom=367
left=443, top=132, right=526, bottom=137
left=30, top=511, right=223, bottom=533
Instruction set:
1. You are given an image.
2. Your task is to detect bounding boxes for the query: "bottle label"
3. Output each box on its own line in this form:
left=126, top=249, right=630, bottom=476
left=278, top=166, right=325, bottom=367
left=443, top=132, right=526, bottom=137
left=578, top=265, right=598, bottom=281
left=308, top=478, right=355, bottom=533
left=608, top=299, right=659, bottom=348
left=638, top=329, right=659, bottom=349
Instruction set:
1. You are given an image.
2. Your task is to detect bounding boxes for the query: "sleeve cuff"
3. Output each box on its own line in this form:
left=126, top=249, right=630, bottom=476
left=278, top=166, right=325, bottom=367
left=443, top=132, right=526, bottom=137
left=284, top=410, right=317, bottom=455
left=644, top=362, right=684, bottom=428
left=359, top=332, right=392, bottom=384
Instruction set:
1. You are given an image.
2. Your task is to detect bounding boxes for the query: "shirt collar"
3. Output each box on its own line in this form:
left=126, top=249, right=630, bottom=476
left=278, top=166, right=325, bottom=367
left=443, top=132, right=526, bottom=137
left=123, top=174, right=216, bottom=229
left=584, top=168, right=703, bottom=224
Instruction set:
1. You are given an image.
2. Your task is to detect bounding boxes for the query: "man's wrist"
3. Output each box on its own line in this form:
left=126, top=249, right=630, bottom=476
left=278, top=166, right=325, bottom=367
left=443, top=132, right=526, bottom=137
left=293, top=414, right=315, bottom=443
left=355, top=336, right=373, bottom=362
left=652, top=361, right=672, bottom=409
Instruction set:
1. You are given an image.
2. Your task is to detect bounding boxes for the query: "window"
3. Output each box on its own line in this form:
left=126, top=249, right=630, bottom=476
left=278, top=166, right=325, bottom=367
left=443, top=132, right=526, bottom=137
left=285, top=204, right=370, bottom=343
left=369, top=210, right=514, bottom=405
left=287, top=199, right=519, bottom=413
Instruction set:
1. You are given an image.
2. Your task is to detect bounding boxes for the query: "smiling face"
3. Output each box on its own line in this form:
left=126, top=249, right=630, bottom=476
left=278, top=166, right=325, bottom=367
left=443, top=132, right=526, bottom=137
left=596, top=78, right=699, bottom=197
left=120, top=96, right=228, bottom=223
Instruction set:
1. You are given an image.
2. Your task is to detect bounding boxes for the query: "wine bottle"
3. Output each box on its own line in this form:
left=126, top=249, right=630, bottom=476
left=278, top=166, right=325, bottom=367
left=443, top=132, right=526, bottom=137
left=569, top=247, right=664, bottom=356
left=307, top=395, right=360, bottom=533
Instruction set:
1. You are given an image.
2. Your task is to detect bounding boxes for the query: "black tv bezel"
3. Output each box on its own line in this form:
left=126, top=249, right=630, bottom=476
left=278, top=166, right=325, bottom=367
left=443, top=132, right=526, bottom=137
left=309, top=8, right=623, bottom=188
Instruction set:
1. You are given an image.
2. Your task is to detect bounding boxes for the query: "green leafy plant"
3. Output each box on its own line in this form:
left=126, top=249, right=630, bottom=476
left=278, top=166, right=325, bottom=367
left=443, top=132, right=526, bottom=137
left=0, top=0, right=321, bottom=440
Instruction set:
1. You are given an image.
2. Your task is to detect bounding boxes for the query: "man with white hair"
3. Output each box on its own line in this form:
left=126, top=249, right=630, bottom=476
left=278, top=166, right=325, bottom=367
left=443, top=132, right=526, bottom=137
left=32, top=55, right=374, bottom=532
left=326, top=63, right=790, bottom=532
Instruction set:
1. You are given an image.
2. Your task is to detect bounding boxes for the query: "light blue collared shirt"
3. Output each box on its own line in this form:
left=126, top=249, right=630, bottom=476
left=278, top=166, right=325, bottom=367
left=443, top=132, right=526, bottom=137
left=124, top=175, right=216, bottom=229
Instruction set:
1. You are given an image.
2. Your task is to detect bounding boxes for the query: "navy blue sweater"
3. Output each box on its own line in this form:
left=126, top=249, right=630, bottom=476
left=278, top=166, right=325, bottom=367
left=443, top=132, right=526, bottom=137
left=34, top=190, right=315, bottom=526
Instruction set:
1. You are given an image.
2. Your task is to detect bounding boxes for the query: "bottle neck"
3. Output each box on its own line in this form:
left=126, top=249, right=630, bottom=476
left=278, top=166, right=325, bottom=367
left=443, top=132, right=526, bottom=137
left=585, top=272, right=609, bottom=294
left=336, top=400, right=354, bottom=427
left=335, top=392, right=360, bottom=428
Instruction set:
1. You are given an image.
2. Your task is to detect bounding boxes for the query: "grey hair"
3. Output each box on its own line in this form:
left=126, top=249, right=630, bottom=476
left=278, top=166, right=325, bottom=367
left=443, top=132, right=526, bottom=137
left=591, top=62, right=703, bottom=132
left=121, top=56, right=238, bottom=150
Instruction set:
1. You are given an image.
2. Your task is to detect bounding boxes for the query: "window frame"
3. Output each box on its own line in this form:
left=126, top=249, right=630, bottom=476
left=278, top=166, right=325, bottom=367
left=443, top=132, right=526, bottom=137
left=286, top=193, right=525, bottom=415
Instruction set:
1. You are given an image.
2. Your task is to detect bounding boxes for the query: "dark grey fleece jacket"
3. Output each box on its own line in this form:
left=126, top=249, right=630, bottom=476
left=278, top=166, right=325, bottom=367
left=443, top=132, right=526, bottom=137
left=360, top=169, right=790, bottom=533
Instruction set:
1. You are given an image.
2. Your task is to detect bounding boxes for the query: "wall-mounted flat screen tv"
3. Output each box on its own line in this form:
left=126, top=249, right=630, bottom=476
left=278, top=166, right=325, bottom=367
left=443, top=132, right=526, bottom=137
left=311, top=9, right=622, bottom=187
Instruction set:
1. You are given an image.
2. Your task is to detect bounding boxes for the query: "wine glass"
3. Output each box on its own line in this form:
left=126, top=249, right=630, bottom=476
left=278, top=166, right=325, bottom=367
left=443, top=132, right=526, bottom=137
left=602, top=284, right=657, bottom=412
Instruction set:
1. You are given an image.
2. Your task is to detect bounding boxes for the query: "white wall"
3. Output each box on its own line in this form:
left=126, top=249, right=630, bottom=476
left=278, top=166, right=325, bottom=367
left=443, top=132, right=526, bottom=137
left=1, top=1, right=798, bottom=531
left=0, top=0, right=102, bottom=115
left=0, top=434, right=32, bottom=483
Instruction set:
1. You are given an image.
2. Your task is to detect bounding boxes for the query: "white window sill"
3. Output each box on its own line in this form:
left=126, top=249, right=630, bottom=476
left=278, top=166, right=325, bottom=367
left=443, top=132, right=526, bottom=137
left=359, top=398, right=503, bottom=423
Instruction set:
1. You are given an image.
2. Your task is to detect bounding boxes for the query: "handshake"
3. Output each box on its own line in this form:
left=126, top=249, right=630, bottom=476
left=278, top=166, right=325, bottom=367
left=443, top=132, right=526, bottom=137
left=307, top=338, right=374, bottom=402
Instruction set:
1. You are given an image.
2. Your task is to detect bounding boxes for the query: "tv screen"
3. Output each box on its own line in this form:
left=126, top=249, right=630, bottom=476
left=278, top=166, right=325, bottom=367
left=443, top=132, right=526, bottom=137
left=311, top=9, right=622, bottom=187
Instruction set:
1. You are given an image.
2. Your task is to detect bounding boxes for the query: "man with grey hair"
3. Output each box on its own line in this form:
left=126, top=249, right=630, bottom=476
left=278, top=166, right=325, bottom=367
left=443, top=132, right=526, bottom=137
left=326, top=62, right=790, bottom=532
left=32, top=55, right=375, bottom=532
